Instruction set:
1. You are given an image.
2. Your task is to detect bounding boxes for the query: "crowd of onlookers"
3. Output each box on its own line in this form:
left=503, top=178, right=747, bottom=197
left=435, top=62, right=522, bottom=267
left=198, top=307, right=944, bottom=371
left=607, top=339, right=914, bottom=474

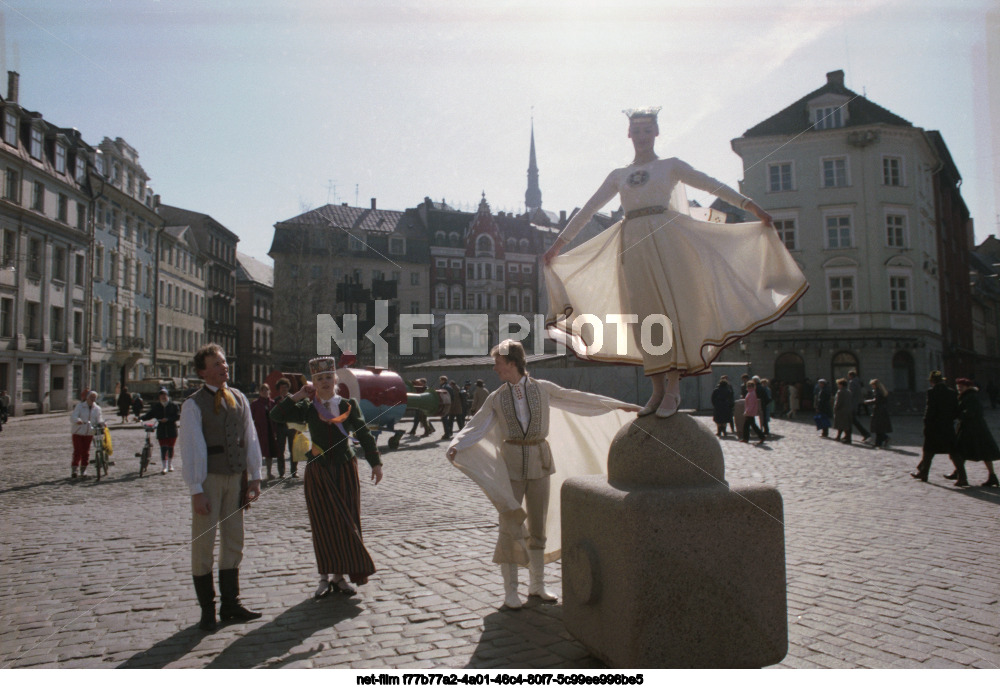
left=406, top=377, right=489, bottom=440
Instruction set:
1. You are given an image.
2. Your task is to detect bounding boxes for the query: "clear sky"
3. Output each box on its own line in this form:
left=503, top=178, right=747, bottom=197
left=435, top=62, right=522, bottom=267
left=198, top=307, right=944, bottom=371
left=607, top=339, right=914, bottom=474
left=3, top=0, right=998, bottom=264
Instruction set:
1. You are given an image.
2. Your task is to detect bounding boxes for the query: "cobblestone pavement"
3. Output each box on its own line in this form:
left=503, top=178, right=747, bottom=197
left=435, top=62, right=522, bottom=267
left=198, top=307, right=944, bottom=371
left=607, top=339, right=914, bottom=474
left=0, top=405, right=998, bottom=669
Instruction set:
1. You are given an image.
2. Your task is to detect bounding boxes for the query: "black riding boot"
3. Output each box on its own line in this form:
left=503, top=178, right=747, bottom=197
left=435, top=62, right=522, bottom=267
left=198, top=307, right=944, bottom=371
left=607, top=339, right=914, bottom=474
left=192, top=573, right=217, bottom=631
left=218, top=568, right=262, bottom=622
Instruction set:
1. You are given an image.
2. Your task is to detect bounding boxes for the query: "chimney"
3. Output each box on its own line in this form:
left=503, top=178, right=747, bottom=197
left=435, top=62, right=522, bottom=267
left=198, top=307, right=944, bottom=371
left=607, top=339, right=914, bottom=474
left=560, top=210, right=567, bottom=224
left=370, top=197, right=376, bottom=210
left=7, top=71, right=19, bottom=104
left=826, top=70, right=845, bottom=88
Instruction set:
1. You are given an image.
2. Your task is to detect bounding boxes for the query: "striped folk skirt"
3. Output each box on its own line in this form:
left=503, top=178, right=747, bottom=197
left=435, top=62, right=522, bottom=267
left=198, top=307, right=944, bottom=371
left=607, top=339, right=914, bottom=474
left=304, top=457, right=375, bottom=584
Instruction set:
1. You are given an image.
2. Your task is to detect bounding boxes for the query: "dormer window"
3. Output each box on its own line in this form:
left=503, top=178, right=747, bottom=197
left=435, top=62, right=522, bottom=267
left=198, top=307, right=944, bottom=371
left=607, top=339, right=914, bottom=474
left=29, top=127, right=43, bottom=159
left=55, top=143, right=67, bottom=174
left=813, top=106, right=843, bottom=130
left=74, top=155, right=87, bottom=183
left=3, top=111, right=17, bottom=145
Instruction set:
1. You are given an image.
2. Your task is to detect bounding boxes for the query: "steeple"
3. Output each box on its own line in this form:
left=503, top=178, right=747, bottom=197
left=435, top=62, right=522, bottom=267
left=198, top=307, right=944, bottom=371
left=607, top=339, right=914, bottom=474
left=525, top=117, right=542, bottom=212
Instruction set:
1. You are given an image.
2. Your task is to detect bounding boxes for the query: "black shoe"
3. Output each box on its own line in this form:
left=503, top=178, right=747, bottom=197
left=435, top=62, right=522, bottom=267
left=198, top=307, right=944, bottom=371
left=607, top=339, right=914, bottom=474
left=910, top=472, right=928, bottom=482
left=218, top=569, right=262, bottom=622
left=943, top=472, right=958, bottom=480
left=982, top=474, right=999, bottom=488
left=193, top=573, right=217, bottom=632
left=333, top=578, right=356, bottom=596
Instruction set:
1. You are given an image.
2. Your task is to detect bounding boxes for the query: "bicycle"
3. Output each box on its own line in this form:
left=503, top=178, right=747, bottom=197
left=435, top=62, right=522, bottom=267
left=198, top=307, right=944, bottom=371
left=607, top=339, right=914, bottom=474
left=136, top=421, right=156, bottom=477
left=91, top=421, right=111, bottom=481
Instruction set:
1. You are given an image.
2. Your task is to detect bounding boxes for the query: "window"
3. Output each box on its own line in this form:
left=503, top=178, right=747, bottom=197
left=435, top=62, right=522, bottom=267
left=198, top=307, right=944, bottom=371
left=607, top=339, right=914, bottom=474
left=28, top=238, right=41, bottom=276
left=476, top=235, right=493, bottom=256
left=467, top=264, right=475, bottom=279
left=522, top=292, right=532, bottom=312
left=822, top=157, right=848, bottom=188
left=58, top=194, right=68, bottom=222
left=813, top=106, right=843, bottom=130
left=450, top=259, right=462, bottom=269
left=883, top=156, right=902, bottom=186
left=74, top=254, right=85, bottom=286
left=886, top=213, right=907, bottom=248
left=29, top=128, right=43, bottom=159
left=3, top=111, right=16, bottom=145
left=522, top=264, right=532, bottom=274
left=311, top=265, right=322, bottom=280
left=76, top=202, right=86, bottom=230
left=25, top=301, right=39, bottom=339
left=410, top=301, right=420, bottom=315
left=828, top=275, right=854, bottom=312
left=53, top=246, right=66, bottom=281
left=51, top=306, right=64, bottom=341
left=508, top=289, right=519, bottom=312
left=825, top=214, right=852, bottom=249
left=509, top=264, right=519, bottom=274
left=110, top=252, right=118, bottom=282
left=410, top=271, right=420, bottom=286
left=94, top=246, right=104, bottom=280
left=435, top=284, right=447, bottom=309
left=774, top=218, right=797, bottom=250
left=389, top=236, right=405, bottom=255
left=768, top=162, right=793, bottom=192
left=372, top=269, right=385, bottom=281
left=348, top=233, right=365, bottom=251
left=4, top=168, right=18, bottom=202
left=435, top=258, right=447, bottom=269
left=889, top=275, right=909, bottom=313
left=2, top=230, right=14, bottom=267
left=55, top=143, right=67, bottom=174
left=75, top=156, right=87, bottom=184
left=31, top=181, right=44, bottom=211
left=0, top=297, right=12, bottom=337
left=450, top=285, right=462, bottom=310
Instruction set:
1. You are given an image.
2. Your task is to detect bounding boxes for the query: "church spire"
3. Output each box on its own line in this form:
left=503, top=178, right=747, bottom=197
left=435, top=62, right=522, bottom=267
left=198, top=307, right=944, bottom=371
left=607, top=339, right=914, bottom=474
left=525, top=116, right=541, bottom=212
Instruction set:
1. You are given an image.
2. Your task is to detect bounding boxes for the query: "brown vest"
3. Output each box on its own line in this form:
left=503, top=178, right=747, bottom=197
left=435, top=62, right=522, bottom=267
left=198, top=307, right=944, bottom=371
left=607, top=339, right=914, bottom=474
left=190, top=386, right=248, bottom=475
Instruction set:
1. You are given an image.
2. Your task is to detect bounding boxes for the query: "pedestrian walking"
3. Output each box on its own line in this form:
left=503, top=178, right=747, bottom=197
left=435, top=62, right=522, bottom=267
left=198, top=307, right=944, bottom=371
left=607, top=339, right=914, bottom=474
left=250, top=384, right=279, bottom=481
left=470, top=379, right=489, bottom=415
left=847, top=370, right=871, bottom=440
left=70, top=391, right=104, bottom=479
left=833, top=378, right=854, bottom=444
left=787, top=382, right=800, bottom=419
left=863, top=379, right=892, bottom=448
left=270, top=356, right=384, bottom=598
left=140, top=388, right=180, bottom=473
left=407, top=379, right=435, bottom=437
left=437, top=376, right=454, bottom=439
left=180, top=343, right=262, bottom=632
left=813, top=379, right=832, bottom=437
left=741, top=380, right=766, bottom=444
left=711, top=375, right=735, bottom=438
left=952, top=378, right=1000, bottom=488
left=272, top=378, right=298, bottom=478
left=911, top=371, right=959, bottom=483
left=449, top=379, right=466, bottom=432
left=131, top=393, right=144, bottom=423
left=757, top=377, right=772, bottom=436
left=117, top=386, right=131, bottom=424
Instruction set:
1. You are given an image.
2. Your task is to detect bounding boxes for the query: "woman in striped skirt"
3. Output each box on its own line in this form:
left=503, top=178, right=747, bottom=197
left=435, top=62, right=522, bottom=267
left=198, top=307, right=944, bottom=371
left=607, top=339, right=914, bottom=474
left=270, top=356, right=384, bottom=597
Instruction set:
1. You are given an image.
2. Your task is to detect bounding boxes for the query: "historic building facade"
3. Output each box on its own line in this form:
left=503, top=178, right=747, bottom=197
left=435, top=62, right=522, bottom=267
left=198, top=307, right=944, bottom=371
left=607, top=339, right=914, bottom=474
left=154, top=223, right=206, bottom=380
left=89, top=137, right=161, bottom=396
left=235, top=252, right=273, bottom=390
left=269, top=199, right=431, bottom=370
left=158, top=204, right=239, bottom=374
left=730, top=69, right=973, bottom=395
left=0, top=72, right=92, bottom=414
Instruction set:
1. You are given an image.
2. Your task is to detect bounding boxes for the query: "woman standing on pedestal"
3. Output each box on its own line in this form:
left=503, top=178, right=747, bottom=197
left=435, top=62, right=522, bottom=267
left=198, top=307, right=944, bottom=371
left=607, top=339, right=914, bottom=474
left=270, top=357, right=384, bottom=597
left=543, top=108, right=807, bottom=418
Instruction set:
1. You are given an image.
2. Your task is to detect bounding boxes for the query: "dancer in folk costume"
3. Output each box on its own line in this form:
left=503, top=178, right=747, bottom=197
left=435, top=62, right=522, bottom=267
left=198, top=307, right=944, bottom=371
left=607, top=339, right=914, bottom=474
left=270, top=356, right=384, bottom=598
left=543, top=108, right=807, bottom=418
left=447, top=340, right=639, bottom=609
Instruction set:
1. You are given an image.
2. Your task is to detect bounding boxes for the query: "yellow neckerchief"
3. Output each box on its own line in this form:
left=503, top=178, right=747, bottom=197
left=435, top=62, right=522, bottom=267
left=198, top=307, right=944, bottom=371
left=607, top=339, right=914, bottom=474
left=206, top=384, right=236, bottom=413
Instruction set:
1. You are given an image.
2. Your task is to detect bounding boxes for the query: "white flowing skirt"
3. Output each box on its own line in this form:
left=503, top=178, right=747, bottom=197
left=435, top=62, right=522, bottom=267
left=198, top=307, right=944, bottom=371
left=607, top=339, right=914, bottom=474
left=544, top=211, right=808, bottom=376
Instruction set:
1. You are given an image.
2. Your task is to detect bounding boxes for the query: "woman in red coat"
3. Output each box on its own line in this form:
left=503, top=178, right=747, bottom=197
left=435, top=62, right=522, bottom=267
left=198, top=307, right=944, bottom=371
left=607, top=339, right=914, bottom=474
left=250, top=383, right=279, bottom=481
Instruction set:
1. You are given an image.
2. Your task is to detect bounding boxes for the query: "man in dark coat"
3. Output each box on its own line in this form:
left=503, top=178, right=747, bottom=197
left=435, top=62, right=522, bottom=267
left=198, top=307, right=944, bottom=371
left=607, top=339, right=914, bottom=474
left=813, top=379, right=832, bottom=437
left=911, top=371, right=959, bottom=482
left=847, top=370, right=871, bottom=440
left=711, top=376, right=735, bottom=438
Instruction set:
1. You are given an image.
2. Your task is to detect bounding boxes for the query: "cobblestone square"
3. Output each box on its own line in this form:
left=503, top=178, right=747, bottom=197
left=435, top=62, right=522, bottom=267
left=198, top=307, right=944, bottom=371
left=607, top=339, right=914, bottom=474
left=1, top=408, right=998, bottom=669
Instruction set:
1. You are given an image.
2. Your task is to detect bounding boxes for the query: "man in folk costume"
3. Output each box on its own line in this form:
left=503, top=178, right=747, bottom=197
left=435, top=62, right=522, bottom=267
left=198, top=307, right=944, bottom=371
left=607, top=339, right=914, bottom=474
left=180, top=343, right=263, bottom=631
left=447, top=340, right=639, bottom=609
left=270, top=356, right=384, bottom=598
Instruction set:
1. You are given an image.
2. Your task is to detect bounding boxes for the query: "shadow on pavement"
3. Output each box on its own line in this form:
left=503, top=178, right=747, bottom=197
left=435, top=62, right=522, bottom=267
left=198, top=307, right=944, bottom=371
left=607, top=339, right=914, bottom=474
left=465, top=602, right=601, bottom=669
left=118, top=596, right=362, bottom=669
left=207, top=595, right=362, bottom=668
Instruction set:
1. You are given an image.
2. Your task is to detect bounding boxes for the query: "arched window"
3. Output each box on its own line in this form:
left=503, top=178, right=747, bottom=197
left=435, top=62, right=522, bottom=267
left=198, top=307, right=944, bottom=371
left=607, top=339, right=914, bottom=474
left=774, top=352, right=805, bottom=384
left=831, top=351, right=859, bottom=383
left=435, top=283, right=448, bottom=310
left=435, top=231, right=446, bottom=244
left=449, top=232, right=460, bottom=247
left=892, top=351, right=915, bottom=392
left=507, top=238, right=517, bottom=250
left=521, top=289, right=532, bottom=313
left=508, top=288, right=519, bottom=312
left=476, top=235, right=494, bottom=257
left=450, top=284, right=463, bottom=310
left=519, top=238, right=529, bottom=251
